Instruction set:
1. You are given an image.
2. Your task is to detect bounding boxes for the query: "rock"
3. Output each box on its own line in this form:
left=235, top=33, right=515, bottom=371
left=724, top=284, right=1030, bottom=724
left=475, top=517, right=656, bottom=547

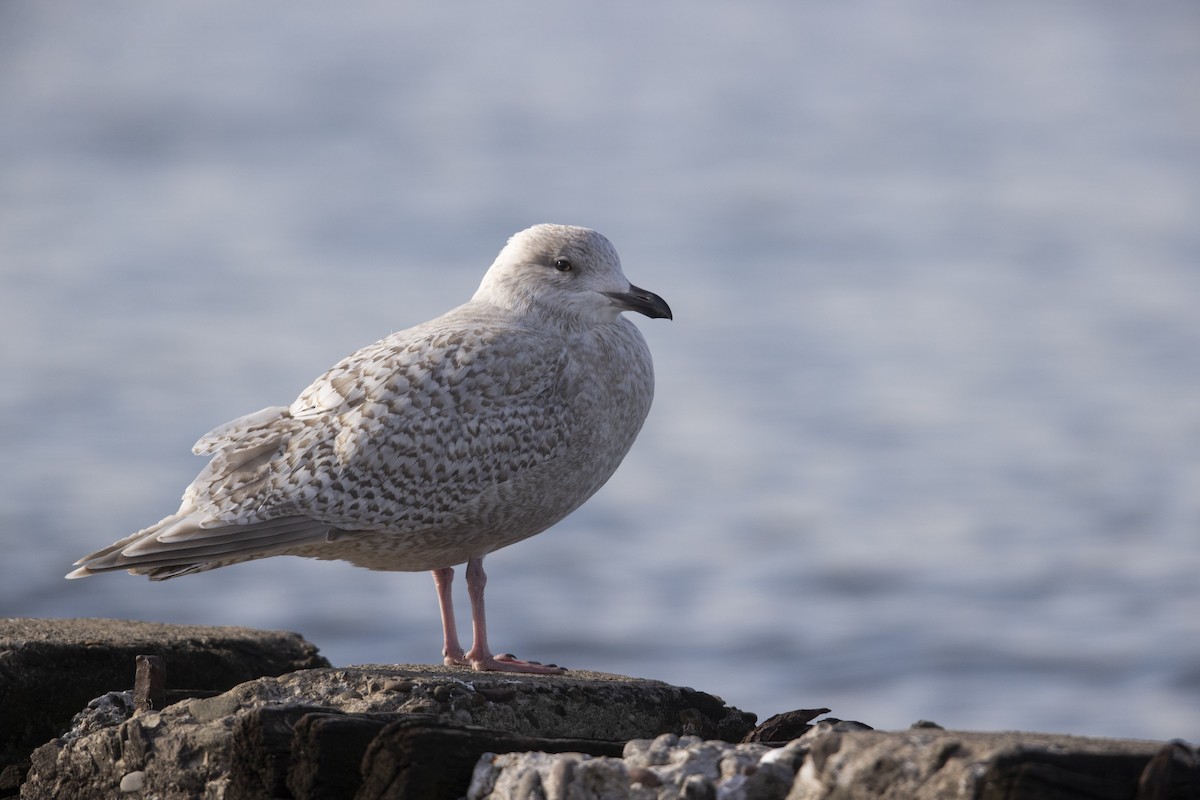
left=0, top=617, right=328, bottom=796
left=743, top=709, right=832, bottom=743
left=20, top=664, right=756, bottom=799
left=117, top=770, right=145, bottom=793
left=466, top=725, right=1200, bottom=800
left=285, top=709, right=402, bottom=798
left=1137, top=740, right=1200, bottom=799
left=357, top=716, right=626, bottom=800
left=11, top=618, right=1198, bottom=800
left=789, top=727, right=1193, bottom=800
left=471, top=733, right=790, bottom=800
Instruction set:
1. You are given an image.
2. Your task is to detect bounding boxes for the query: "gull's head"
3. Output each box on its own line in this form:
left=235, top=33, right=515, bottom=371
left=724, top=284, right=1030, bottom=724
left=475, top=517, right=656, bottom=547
left=474, top=224, right=672, bottom=325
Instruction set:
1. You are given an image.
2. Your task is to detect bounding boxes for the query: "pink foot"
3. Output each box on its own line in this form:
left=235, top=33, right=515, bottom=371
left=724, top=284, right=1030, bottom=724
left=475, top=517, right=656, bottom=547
left=442, top=647, right=466, bottom=668
left=432, top=556, right=568, bottom=676
left=442, top=648, right=565, bottom=674
left=475, top=652, right=567, bottom=675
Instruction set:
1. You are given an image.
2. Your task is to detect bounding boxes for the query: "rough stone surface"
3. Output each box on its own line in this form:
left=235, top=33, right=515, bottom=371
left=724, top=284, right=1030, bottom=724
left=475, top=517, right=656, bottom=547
left=9, top=618, right=1200, bottom=800
left=467, top=725, right=1200, bottom=800
left=469, top=732, right=805, bottom=800
left=789, top=727, right=1195, bottom=800
left=356, top=715, right=626, bottom=800
left=0, top=617, right=328, bottom=796
left=743, top=709, right=835, bottom=744
left=19, top=664, right=755, bottom=799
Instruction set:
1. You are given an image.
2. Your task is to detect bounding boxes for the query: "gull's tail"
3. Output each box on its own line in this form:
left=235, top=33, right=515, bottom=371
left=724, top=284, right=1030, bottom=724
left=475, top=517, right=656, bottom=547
left=67, top=509, right=332, bottom=581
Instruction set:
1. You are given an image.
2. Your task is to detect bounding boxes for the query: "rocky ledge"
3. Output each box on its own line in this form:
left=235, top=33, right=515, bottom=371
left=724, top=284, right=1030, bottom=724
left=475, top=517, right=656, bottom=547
left=0, top=617, right=327, bottom=795
left=18, top=662, right=753, bottom=799
left=4, top=618, right=1199, bottom=799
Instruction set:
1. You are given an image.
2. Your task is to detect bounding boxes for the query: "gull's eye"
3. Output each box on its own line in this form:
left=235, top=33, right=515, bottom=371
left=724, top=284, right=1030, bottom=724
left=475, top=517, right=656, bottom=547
left=553, top=257, right=573, bottom=272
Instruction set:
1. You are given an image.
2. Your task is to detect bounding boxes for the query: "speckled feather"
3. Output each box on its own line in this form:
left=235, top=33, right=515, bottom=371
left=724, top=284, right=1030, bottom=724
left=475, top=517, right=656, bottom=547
left=70, top=224, right=665, bottom=580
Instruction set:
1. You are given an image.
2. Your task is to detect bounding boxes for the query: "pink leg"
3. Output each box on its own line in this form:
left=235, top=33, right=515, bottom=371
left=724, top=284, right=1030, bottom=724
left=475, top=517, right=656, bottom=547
left=431, top=566, right=466, bottom=666
left=451, top=556, right=565, bottom=674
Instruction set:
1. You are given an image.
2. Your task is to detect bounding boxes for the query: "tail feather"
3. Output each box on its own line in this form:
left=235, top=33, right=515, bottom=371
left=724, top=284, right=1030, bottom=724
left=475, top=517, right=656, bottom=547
left=68, top=511, right=332, bottom=580
left=123, top=516, right=325, bottom=554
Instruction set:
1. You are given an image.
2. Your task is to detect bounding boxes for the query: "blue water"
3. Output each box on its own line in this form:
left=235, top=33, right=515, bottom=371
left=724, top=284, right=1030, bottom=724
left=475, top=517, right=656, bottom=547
left=3, top=1, right=1199, bottom=740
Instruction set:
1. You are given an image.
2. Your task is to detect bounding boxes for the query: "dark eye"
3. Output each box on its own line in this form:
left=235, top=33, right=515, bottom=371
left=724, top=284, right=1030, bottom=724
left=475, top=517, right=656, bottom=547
left=553, top=257, right=573, bottom=272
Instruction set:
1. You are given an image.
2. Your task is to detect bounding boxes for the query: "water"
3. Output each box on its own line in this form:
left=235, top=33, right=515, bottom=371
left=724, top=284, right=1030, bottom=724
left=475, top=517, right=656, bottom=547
left=3, top=1, right=1199, bottom=740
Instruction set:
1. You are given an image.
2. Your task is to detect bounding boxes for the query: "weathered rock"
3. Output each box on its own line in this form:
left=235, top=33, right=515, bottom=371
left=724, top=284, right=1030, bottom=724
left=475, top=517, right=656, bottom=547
left=789, top=727, right=1198, bottom=800
left=470, top=732, right=806, bottom=800
left=466, top=724, right=1200, bottom=800
left=285, top=710, right=404, bottom=798
left=0, top=617, right=328, bottom=796
left=743, top=709, right=833, bottom=744
left=20, top=664, right=755, bottom=799
left=1137, top=740, right=1200, bottom=799
left=12, top=618, right=1197, bottom=800
left=357, top=715, right=626, bottom=800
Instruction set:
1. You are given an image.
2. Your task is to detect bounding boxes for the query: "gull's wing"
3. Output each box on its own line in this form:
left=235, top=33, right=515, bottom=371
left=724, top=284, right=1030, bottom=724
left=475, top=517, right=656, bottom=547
left=69, top=310, right=575, bottom=579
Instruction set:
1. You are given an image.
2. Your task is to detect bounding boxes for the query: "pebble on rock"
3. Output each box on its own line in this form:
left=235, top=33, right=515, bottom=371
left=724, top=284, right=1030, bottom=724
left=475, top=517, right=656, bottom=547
left=118, top=771, right=145, bottom=793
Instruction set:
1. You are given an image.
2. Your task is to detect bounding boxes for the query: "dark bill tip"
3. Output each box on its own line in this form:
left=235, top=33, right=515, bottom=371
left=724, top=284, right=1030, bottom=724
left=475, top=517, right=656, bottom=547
left=604, top=284, right=673, bottom=320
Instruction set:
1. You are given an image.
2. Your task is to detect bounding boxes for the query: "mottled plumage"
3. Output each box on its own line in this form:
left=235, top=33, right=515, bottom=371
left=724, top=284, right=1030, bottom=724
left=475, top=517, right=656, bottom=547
left=69, top=224, right=671, bottom=673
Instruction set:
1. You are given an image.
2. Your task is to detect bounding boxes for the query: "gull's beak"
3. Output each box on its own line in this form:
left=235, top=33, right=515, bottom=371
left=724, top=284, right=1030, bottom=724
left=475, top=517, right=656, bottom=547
left=603, top=284, right=673, bottom=320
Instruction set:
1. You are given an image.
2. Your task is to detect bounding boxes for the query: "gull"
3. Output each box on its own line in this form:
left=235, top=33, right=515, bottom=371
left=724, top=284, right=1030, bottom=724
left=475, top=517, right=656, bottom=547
left=68, top=224, right=672, bottom=674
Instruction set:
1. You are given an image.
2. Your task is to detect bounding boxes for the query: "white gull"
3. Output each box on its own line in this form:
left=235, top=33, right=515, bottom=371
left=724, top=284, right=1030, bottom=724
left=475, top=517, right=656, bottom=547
left=68, top=223, right=672, bottom=674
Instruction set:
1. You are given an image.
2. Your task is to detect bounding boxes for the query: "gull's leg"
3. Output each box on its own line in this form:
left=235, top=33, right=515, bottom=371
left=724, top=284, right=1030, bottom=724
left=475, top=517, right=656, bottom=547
left=432, top=566, right=467, bottom=666
left=462, top=556, right=566, bottom=674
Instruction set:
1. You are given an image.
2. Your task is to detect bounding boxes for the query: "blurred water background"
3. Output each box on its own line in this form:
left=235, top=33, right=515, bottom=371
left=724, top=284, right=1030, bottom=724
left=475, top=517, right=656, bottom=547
left=3, top=1, right=1199, bottom=740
